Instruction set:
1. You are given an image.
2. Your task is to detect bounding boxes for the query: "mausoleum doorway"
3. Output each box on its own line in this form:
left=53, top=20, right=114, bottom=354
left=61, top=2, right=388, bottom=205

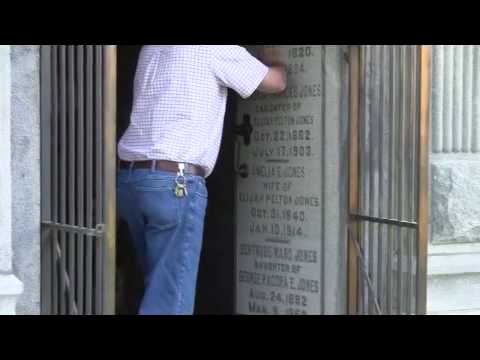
left=39, top=45, right=431, bottom=315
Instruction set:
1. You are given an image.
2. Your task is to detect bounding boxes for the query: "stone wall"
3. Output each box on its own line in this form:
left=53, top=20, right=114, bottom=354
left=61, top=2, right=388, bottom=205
left=0, top=45, right=24, bottom=315
left=10, top=45, right=41, bottom=315
left=428, top=45, right=480, bottom=314
left=430, top=45, right=480, bottom=245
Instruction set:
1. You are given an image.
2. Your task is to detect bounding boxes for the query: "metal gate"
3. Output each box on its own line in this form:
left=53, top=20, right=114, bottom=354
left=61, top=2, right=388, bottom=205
left=40, top=45, right=117, bottom=315
left=348, top=45, right=431, bottom=315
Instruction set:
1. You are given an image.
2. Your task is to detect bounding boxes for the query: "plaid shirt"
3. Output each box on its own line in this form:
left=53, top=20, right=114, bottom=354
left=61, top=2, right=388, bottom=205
left=118, top=45, right=269, bottom=177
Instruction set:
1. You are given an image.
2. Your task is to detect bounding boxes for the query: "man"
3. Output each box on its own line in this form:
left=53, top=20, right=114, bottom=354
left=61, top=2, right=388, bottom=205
left=117, top=45, right=287, bottom=315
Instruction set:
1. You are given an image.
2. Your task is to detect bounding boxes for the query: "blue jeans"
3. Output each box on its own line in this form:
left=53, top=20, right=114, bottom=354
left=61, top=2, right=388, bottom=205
left=117, top=168, right=208, bottom=315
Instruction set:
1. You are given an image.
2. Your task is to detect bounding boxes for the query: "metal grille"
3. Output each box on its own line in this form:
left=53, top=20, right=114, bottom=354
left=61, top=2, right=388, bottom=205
left=40, top=45, right=117, bottom=315
left=348, top=46, right=431, bottom=315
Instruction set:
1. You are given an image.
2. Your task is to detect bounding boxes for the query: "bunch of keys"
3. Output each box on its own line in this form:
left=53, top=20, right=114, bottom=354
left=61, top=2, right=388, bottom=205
left=174, top=163, right=188, bottom=198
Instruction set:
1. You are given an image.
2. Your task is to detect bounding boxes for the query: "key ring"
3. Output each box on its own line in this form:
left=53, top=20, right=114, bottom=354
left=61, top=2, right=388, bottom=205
left=175, top=174, right=186, bottom=187
left=175, top=162, right=187, bottom=186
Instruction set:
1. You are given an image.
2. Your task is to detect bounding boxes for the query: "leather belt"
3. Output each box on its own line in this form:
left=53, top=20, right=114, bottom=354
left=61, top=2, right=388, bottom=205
left=119, top=159, right=206, bottom=178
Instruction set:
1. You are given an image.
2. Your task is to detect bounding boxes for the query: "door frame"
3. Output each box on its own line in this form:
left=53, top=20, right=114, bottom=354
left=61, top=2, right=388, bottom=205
left=103, top=45, right=117, bottom=315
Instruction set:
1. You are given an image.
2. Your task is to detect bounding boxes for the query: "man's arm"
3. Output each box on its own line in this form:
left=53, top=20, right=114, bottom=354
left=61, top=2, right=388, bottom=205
left=210, top=45, right=287, bottom=99
left=256, top=47, right=288, bottom=94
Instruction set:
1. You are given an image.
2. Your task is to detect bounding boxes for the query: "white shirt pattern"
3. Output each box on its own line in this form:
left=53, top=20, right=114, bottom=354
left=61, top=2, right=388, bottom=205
left=118, top=45, right=269, bottom=177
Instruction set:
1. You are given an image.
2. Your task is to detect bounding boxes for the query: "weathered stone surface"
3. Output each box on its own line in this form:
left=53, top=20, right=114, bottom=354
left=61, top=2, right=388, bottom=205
left=0, top=46, right=24, bottom=315
left=10, top=45, right=41, bottom=315
left=428, top=273, right=480, bottom=314
left=431, top=160, right=480, bottom=244
left=0, top=45, right=12, bottom=273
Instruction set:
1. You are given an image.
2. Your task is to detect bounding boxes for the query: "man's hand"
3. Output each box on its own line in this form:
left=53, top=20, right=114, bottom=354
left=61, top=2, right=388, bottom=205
left=258, top=47, right=286, bottom=67
left=256, top=47, right=287, bottom=94
left=258, top=65, right=287, bottom=94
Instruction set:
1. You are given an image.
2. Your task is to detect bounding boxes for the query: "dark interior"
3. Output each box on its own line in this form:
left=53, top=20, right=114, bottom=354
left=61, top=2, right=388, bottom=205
left=116, top=45, right=236, bottom=315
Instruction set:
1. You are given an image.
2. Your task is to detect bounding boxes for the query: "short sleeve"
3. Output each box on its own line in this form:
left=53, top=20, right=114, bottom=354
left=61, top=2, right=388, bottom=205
left=209, top=46, right=269, bottom=99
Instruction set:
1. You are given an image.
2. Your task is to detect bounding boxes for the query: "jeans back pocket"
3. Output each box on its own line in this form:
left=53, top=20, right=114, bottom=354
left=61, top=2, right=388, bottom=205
left=135, top=178, right=180, bottom=231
